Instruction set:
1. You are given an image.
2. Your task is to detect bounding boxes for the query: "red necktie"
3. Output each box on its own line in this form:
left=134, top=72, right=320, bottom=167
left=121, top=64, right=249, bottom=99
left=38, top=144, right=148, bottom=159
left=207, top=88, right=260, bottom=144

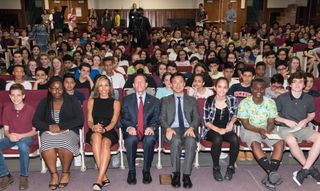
left=137, top=96, right=144, bottom=140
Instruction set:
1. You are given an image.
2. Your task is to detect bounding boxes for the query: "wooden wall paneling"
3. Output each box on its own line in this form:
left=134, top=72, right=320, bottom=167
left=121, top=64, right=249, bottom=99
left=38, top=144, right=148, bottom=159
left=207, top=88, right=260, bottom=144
left=0, top=10, right=23, bottom=28
left=48, top=0, right=88, bottom=22
left=236, top=0, right=247, bottom=33
left=205, top=0, right=221, bottom=22
left=204, top=0, right=247, bottom=33
left=96, top=9, right=196, bottom=28
left=20, top=0, right=26, bottom=28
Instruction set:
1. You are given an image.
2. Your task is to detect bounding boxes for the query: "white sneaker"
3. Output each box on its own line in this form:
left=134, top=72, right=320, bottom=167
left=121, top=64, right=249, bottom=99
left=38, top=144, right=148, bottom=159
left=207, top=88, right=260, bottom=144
left=219, top=152, right=229, bottom=159
left=74, top=155, right=82, bottom=167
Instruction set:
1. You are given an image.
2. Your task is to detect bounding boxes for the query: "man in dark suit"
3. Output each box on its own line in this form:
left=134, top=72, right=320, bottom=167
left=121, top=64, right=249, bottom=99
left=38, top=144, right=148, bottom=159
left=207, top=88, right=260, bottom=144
left=120, top=73, right=160, bottom=185
left=160, top=73, right=200, bottom=188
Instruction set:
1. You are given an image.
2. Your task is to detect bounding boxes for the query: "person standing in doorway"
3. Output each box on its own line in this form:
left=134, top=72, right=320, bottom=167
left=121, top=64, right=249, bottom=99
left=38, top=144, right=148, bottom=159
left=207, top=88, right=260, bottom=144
left=225, top=3, right=237, bottom=35
left=196, top=3, right=208, bottom=27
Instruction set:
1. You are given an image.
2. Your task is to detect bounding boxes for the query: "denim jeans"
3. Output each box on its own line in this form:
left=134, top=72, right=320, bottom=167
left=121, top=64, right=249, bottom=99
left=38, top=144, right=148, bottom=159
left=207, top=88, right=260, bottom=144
left=0, top=136, right=34, bottom=177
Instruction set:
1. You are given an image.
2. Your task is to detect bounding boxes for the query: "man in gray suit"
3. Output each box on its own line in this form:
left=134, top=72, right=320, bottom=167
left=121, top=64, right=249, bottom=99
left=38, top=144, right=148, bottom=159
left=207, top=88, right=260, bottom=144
left=160, top=73, right=200, bottom=188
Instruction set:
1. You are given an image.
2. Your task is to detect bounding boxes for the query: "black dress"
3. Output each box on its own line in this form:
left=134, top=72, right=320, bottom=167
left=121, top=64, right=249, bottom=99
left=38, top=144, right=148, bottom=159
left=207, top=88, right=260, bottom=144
left=85, top=98, right=119, bottom=145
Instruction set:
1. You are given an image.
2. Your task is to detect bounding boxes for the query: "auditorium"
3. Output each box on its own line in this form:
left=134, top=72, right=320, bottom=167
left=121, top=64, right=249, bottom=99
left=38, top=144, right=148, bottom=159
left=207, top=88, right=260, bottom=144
left=0, top=0, right=319, bottom=190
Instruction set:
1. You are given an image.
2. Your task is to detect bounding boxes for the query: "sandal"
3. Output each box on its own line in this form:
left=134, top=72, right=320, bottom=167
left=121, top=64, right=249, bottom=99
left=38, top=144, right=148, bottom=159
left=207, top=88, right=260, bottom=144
left=49, top=172, right=59, bottom=190
left=102, top=178, right=111, bottom=187
left=58, top=172, right=70, bottom=188
left=92, top=183, right=103, bottom=191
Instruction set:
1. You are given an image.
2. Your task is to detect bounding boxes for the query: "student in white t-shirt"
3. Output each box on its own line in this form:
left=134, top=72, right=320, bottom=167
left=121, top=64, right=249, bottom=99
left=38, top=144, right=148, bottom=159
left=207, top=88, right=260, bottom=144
left=188, top=73, right=213, bottom=99
left=5, top=65, right=32, bottom=91
left=102, top=56, right=125, bottom=89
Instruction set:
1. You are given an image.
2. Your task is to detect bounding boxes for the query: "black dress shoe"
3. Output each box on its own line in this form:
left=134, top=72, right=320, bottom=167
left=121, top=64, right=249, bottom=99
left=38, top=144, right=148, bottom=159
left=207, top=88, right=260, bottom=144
left=224, top=166, right=235, bottom=181
left=183, top=174, right=193, bottom=188
left=171, top=172, right=181, bottom=188
left=213, top=166, right=223, bottom=181
left=127, top=172, right=137, bottom=185
left=143, top=171, right=152, bottom=184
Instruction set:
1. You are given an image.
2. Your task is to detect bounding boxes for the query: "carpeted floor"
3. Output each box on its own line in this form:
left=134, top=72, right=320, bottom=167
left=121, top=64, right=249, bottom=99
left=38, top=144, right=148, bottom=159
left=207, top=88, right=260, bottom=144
left=3, top=164, right=319, bottom=191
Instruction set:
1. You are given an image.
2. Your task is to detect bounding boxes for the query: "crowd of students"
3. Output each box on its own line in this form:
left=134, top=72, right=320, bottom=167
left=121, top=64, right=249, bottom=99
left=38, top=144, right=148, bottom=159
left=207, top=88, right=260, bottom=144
left=0, top=14, right=320, bottom=191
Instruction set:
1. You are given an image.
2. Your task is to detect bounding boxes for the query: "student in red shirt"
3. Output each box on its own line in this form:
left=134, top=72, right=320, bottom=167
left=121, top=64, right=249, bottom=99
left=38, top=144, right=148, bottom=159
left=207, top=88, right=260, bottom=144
left=0, top=84, right=36, bottom=190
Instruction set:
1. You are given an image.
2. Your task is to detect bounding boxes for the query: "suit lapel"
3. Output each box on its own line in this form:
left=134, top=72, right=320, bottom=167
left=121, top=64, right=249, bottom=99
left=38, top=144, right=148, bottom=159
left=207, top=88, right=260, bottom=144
left=144, top=94, right=151, bottom=116
left=183, top=95, right=190, bottom=123
left=131, top=94, right=138, bottom=118
left=170, top=95, right=176, bottom=119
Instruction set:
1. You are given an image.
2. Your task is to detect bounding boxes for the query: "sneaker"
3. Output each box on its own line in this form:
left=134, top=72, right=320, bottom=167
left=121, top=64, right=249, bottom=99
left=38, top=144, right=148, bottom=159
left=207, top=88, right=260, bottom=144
left=293, top=169, right=309, bottom=186
left=261, top=174, right=268, bottom=185
left=245, top=151, right=254, bottom=161
left=213, top=166, right=223, bottom=181
left=224, top=166, right=235, bottom=181
left=73, top=155, right=82, bottom=167
left=237, top=151, right=246, bottom=161
left=309, top=166, right=320, bottom=184
left=0, top=174, right=14, bottom=191
left=19, top=176, right=28, bottom=190
left=268, top=171, right=282, bottom=185
left=261, top=176, right=276, bottom=191
left=219, top=152, right=228, bottom=159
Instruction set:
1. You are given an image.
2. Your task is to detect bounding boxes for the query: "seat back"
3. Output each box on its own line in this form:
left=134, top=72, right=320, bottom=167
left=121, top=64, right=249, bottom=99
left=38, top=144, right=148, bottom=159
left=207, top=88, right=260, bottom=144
left=82, top=100, right=89, bottom=136
left=0, top=91, right=9, bottom=126
left=292, top=43, right=307, bottom=53
left=312, top=78, right=320, bottom=92
left=0, top=75, right=14, bottom=81
left=197, top=98, right=206, bottom=128
left=274, top=38, right=287, bottom=47
left=114, top=88, right=123, bottom=102
left=314, top=97, right=320, bottom=126
left=77, top=88, right=90, bottom=100
left=177, top=66, right=192, bottom=73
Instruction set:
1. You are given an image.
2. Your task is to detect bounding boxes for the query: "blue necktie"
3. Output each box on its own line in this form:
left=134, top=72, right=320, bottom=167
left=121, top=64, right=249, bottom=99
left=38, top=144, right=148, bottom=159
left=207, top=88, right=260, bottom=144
left=177, top=97, right=185, bottom=136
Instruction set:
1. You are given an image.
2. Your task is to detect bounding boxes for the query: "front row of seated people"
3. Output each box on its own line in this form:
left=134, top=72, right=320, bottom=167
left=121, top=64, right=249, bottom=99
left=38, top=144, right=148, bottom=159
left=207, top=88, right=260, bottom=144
left=0, top=71, right=319, bottom=191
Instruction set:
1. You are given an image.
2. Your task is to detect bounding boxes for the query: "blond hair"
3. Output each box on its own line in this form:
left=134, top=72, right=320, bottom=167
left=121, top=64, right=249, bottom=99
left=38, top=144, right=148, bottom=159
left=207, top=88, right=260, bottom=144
left=92, top=75, right=114, bottom=99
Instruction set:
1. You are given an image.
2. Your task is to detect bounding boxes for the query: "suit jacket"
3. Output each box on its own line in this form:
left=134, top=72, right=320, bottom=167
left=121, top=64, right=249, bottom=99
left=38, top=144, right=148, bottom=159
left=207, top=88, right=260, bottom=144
left=160, top=94, right=200, bottom=140
left=120, top=93, right=160, bottom=139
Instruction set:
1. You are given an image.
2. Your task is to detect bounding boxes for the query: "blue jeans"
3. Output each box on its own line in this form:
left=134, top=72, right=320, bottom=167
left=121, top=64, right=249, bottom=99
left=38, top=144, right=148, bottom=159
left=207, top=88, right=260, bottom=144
left=0, top=137, right=34, bottom=177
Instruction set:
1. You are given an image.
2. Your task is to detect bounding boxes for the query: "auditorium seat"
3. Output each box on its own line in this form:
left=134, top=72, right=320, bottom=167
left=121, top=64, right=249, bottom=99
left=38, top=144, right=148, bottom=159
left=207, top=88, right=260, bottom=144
left=313, top=97, right=320, bottom=126
left=312, top=77, right=320, bottom=92
left=292, top=43, right=307, bottom=54
left=77, top=88, right=90, bottom=100
left=0, top=75, right=14, bottom=81
left=274, top=38, right=287, bottom=47
left=177, top=66, right=192, bottom=73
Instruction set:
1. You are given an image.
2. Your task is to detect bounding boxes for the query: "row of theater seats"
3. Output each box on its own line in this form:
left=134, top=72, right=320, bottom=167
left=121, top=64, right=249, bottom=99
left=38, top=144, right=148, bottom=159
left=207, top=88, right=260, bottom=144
left=0, top=87, right=320, bottom=173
